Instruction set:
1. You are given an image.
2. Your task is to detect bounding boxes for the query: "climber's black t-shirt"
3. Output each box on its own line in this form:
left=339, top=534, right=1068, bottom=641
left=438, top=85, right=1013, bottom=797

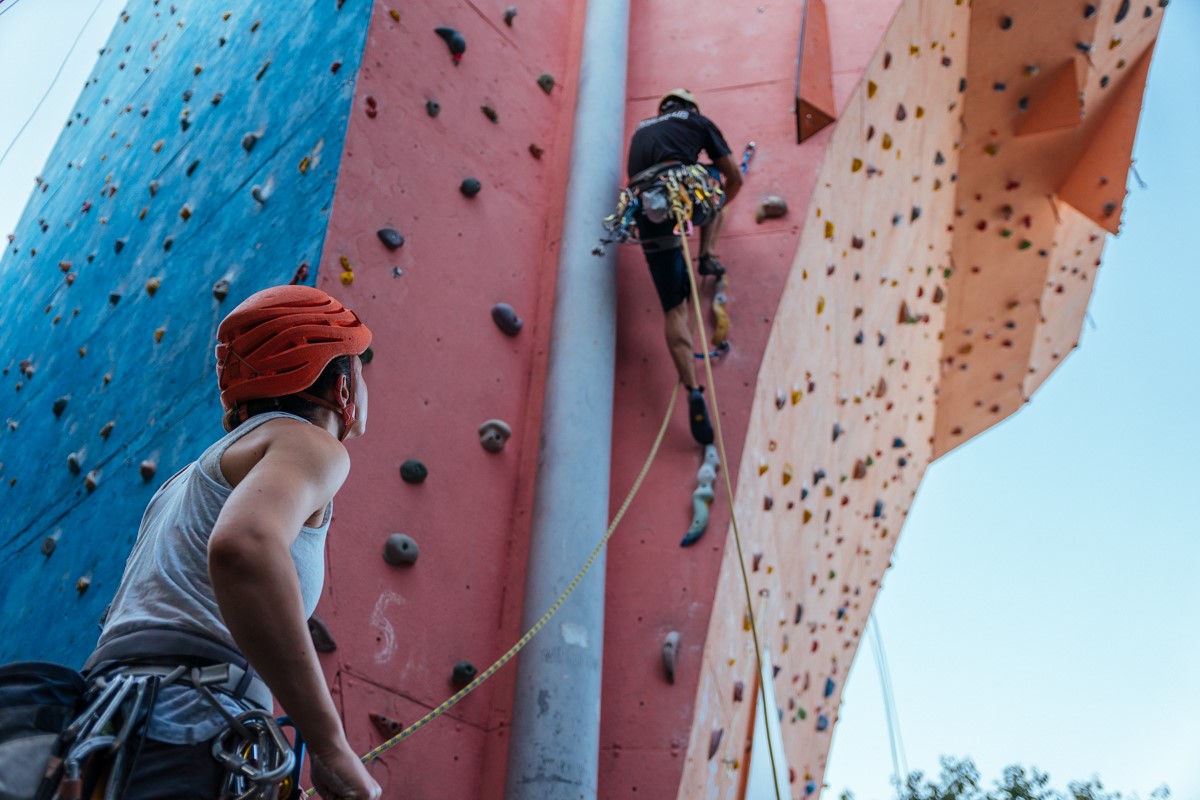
left=626, top=110, right=732, bottom=179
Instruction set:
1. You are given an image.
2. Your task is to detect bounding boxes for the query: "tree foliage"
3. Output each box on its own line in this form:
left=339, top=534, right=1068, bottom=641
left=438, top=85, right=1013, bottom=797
left=838, top=757, right=1169, bottom=800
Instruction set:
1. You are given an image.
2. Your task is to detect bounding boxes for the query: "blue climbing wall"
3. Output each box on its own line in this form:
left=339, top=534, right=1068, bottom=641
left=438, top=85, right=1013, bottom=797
left=0, top=0, right=372, bottom=664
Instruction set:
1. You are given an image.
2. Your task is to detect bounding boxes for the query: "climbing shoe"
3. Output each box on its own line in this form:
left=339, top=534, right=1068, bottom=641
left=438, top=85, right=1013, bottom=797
left=698, top=254, right=726, bottom=278
left=688, top=387, right=715, bottom=445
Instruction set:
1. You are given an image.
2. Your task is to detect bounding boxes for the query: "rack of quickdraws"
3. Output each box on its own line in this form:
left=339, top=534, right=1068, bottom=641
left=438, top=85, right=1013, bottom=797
left=595, top=163, right=724, bottom=254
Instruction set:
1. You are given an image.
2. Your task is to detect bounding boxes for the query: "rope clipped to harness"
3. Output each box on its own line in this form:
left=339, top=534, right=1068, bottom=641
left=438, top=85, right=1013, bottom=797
left=593, top=162, right=724, bottom=255
left=666, top=178, right=785, bottom=800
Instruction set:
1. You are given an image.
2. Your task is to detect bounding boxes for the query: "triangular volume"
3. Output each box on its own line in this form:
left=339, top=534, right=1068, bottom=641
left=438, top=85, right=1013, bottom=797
left=1015, top=58, right=1084, bottom=138
left=797, top=99, right=836, bottom=142
left=1057, top=44, right=1155, bottom=234
left=795, top=0, right=836, bottom=143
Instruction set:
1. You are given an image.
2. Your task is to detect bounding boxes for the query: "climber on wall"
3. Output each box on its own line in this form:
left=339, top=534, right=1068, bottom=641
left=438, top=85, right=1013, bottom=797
left=79, top=285, right=382, bottom=800
left=625, top=88, right=743, bottom=445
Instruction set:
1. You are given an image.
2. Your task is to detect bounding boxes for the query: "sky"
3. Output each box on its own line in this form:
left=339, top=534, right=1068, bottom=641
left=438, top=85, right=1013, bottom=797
left=2, top=3, right=1197, bottom=800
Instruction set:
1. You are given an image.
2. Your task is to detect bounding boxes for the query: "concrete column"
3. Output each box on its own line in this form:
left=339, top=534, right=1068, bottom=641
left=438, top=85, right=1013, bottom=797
left=503, top=0, right=630, bottom=797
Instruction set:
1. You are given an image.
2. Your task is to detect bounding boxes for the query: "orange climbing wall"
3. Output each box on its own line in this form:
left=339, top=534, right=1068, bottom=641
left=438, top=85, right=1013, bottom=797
left=607, top=1, right=1164, bottom=799
left=306, top=2, right=585, bottom=798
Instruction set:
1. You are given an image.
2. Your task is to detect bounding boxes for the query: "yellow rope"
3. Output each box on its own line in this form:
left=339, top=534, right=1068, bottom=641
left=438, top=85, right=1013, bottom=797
left=671, top=177, right=784, bottom=800
left=304, top=383, right=680, bottom=796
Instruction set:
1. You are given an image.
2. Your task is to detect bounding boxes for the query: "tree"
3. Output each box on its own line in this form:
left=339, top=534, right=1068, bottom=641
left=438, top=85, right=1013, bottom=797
left=837, top=758, right=1169, bottom=800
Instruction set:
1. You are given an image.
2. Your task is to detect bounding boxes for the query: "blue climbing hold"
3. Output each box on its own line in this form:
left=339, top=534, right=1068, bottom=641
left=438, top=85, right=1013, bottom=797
left=816, top=714, right=829, bottom=731
left=824, top=677, right=835, bottom=697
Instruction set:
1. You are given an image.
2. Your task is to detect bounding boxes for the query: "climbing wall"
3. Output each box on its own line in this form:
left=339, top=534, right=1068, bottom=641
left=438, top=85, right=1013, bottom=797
left=0, top=0, right=372, bottom=661
left=303, top=3, right=585, bottom=798
left=609, top=1, right=1165, bottom=799
left=934, top=0, right=1164, bottom=455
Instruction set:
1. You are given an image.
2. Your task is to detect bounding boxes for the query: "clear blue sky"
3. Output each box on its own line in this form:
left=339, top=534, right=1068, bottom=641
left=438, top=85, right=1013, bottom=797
left=2, top=3, right=1196, bottom=800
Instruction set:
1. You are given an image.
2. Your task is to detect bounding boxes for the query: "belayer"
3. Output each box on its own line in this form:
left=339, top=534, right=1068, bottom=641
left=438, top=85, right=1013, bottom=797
left=623, top=89, right=743, bottom=444
left=0, top=286, right=382, bottom=799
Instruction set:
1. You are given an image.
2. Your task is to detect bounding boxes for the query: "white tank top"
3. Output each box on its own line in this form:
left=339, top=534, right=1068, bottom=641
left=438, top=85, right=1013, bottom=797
left=98, top=412, right=332, bottom=653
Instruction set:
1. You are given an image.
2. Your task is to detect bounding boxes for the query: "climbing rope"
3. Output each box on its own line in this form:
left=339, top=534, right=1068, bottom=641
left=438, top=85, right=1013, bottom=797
left=668, top=174, right=785, bottom=800
left=303, top=384, right=680, bottom=796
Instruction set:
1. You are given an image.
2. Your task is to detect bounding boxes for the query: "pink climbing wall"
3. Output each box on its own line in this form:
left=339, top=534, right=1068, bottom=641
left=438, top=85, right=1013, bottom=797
left=305, top=2, right=584, bottom=797
left=607, top=1, right=1164, bottom=800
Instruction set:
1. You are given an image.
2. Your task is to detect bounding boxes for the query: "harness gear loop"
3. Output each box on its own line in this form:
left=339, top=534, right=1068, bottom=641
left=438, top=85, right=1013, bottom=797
left=302, top=384, right=681, bottom=795
left=667, top=180, right=785, bottom=800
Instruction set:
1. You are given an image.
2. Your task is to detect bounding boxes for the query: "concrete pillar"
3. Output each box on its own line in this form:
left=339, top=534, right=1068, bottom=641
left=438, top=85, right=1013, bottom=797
left=503, top=0, right=630, bottom=797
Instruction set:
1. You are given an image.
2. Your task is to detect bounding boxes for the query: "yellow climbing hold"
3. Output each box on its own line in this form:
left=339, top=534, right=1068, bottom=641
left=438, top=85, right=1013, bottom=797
left=824, top=221, right=834, bottom=239
left=867, top=80, right=877, bottom=98
left=299, top=156, right=311, bottom=174
left=803, top=509, right=813, bottom=523
left=851, top=158, right=863, bottom=173
left=782, top=464, right=793, bottom=486
left=153, top=327, right=165, bottom=343
left=882, top=133, right=893, bottom=150
left=758, top=464, right=769, bottom=477
left=817, top=296, right=826, bottom=315
left=790, top=389, right=802, bottom=405
left=915, top=106, right=925, bottom=118
left=340, top=270, right=354, bottom=285
left=389, top=8, right=400, bottom=21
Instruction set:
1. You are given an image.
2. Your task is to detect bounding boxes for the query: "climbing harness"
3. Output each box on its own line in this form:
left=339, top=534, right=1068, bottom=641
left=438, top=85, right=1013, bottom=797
left=302, top=383, right=680, bottom=796
left=595, top=162, right=724, bottom=253
left=669, top=178, right=785, bottom=800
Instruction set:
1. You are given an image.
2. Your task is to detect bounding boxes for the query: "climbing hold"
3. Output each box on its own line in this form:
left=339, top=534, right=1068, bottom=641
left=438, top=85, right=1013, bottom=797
left=824, top=677, right=835, bottom=698
left=1084, top=3, right=1097, bottom=17
left=114, top=237, right=127, bottom=254
left=681, top=445, right=719, bottom=547
left=999, top=15, right=1013, bottom=29
left=377, top=228, right=405, bottom=251
left=895, top=104, right=906, bottom=121
left=529, top=143, right=544, bottom=159
left=816, top=714, right=829, bottom=732
left=308, top=614, right=338, bottom=653
left=251, top=179, right=274, bottom=204
left=67, top=452, right=83, bottom=474
left=832, top=423, right=842, bottom=442
left=460, top=178, right=482, bottom=197
left=52, top=395, right=69, bottom=417
left=434, top=27, right=466, bottom=63
left=389, top=8, right=400, bottom=22
left=425, top=99, right=440, bottom=117
left=481, top=104, right=499, bottom=123
left=852, top=459, right=867, bottom=479
left=365, top=96, right=378, bottom=118
left=290, top=263, right=309, bottom=284
left=99, top=421, right=114, bottom=440
left=186, top=159, right=200, bottom=177
left=733, top=681, right=744, bottom=702
left=154, top=327, right=166, bottom=343
left=491, top=303, right=523, bottom=336
left=76, top=575, right=92, bottom=594
left=537, top=73, right=555, bottom=95
left=145, top=277, right=161, bottom=296
left=383, top=533, right=419, bottom=566
left=140, top=460, right=157, bottom=481
left=180, top=204, right=192, bottom=221
left=369, top=713, right=402, bottom=739
left=451, top=661, right=477, bottom=688
left=399, top=460, right=428, bottom=484
left=361, top=346, right=374, bottom=364
left=41, top=536, right=57, bottom=556
left=755, top=196, right=788, bottom=223
left=241, top=132, right=258, bottom=152
left=503, top=6, right=517, bottom=26
left=479, top=419, right=512, bottom=453
left=212, top=278, right=231, bottom=301
left=661, top=631, right=681, bottom=684
left=892, top=437, right=905, bottom=448
left=707, top=728, right=723, bottom=760
left=1115, top=0, right=1130, bottom=22
left=84, top=470, right=100, bottom=493
left=872, top=500, right=884, bottom=518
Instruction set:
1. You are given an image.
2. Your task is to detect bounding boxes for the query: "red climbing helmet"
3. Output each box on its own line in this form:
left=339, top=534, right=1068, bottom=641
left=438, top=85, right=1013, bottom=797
left=216, top=285, right=372, bottom=433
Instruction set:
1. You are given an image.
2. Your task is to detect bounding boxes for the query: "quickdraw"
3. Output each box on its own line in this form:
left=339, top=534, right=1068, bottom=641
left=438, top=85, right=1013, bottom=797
left=594, top=162, right=724, bottom=254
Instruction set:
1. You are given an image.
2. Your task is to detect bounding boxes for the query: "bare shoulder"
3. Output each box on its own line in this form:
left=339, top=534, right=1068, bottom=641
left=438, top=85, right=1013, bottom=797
left=222, top=417, right=349, bottom=489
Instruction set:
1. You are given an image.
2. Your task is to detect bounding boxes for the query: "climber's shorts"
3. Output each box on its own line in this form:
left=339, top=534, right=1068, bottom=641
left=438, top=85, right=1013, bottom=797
left=636, top=214, right=689, bottom=312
